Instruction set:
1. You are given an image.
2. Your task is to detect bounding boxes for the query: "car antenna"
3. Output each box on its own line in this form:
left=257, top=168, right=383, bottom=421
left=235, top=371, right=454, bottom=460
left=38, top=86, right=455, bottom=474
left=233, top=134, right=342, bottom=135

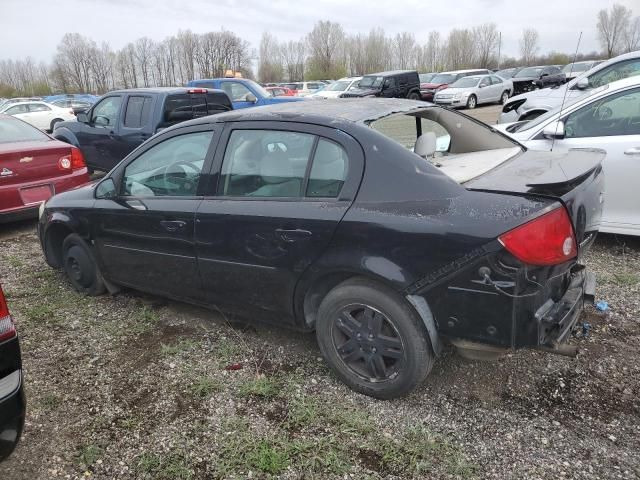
left=552, top=31, right=582, bottom=152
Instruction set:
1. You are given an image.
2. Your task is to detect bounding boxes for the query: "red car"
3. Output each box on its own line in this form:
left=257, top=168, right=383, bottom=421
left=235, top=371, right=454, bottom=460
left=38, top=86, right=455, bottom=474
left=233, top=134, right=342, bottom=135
left=421, top=69, right=491, bottom=101
left=0, top=114, right=90, bottom=222
left=266, top=86, right=296, bottom=97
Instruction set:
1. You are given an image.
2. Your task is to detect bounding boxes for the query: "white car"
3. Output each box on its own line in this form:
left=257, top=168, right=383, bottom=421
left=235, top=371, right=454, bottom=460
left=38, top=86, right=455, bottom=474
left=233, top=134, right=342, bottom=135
left=308, top=77, right=362, bottom=99
left=496, top=75, right=640, bottom=236
left=0, top=101, right=76, bottom=131
left=282, top=81, right=327, bottom=97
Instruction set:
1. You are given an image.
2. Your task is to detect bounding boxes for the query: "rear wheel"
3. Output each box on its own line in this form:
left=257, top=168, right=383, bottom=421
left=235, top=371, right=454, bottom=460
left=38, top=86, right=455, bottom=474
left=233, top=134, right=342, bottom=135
left=500, top=91, right=510, bottom=105
left=466, top=94, right=477, bottom=109
left=316, top=278, right=433, bottom=399
left=408, top=91, right=421, bottom=100
left=49, top=118, right=63, bottom=132
left=62, top=234, right=105, bottom=296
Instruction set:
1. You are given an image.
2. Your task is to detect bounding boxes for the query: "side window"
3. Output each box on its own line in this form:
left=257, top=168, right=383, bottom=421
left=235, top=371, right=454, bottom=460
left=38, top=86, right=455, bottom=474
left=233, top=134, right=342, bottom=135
left=490, top=76, right=503, bottom=85
left=91, top=96, right=122, bottom=127
left=479, top=77, right=490, bottom=87
left=306, top=139, right=348, bottom=198
left=29, top=103, right=51, bottom=112
left=383, top=77, right=396, bottom=89
left=588, top=59, right=640, bottom=88
left=123, top=96, right=153, bottom=128
left=564, top=88, right=640, bottom=138
left=219, top=129, right=315, bottom=197
left=6, top=105, right=27, bottom=115
left=222, top=82, right=252, bottom=101
left=122, top=131, right=213, bottom=197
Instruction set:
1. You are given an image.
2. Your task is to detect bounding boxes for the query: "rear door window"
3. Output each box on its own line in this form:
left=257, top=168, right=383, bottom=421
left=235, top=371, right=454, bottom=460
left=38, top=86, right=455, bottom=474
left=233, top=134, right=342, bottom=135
left=123, top=96, right=153, bottom=128
left=28, top=103, right=51, bottom=112
left=306, top=139, right=348, bottom=198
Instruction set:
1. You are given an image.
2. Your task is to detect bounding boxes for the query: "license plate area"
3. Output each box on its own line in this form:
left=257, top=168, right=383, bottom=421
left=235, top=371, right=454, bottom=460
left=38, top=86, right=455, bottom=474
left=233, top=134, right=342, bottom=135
left=19, top=184, right=53, bottom=205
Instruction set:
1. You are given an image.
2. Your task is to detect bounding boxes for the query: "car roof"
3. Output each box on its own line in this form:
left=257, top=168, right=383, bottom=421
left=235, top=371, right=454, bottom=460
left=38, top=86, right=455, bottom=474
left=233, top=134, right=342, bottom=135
left=108, top=87, right=228, bottom=95
left=337, top=77, right=362, bottom=81
left=362, top=70, right=417, bottom=77
left=1, top=100, right=47, bottom=107
left=170, top=98, right=432, bottom=130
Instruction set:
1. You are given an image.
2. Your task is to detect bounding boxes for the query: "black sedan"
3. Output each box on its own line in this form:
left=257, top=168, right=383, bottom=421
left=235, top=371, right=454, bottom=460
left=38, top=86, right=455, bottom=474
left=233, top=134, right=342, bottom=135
left=38, top=99, right=602, bottom=399
left=511, top=65, right=566, bottom=95
left=0, top=283, right=25, bottom=462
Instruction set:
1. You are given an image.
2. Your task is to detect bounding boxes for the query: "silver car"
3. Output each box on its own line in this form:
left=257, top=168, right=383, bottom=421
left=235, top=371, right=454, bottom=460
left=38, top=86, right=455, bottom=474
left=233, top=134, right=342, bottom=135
left=496, top=75, right=640, bottom=236
left=433, top=74, right=512, bottom=109
left=499, top=50, right=640, bottom=124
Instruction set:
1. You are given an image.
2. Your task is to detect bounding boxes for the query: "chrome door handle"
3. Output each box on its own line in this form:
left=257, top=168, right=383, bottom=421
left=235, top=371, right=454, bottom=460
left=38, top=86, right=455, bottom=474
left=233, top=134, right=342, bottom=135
left=623, top=147, right=640, bottom=155
left=160, top=220, right=187, bottom=232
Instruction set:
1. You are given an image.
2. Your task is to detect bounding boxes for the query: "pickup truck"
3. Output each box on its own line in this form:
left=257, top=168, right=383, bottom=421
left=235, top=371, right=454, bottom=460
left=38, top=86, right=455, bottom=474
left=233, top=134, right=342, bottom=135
left=186, top=78, right=305, bottom=109
left=52, top=87, right=232, bottom=172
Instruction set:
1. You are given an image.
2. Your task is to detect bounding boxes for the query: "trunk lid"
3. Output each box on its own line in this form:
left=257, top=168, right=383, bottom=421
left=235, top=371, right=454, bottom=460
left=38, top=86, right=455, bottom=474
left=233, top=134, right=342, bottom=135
left=465, top=148, right=604, bottom=248
left=0, top=140, right=73, bottom=185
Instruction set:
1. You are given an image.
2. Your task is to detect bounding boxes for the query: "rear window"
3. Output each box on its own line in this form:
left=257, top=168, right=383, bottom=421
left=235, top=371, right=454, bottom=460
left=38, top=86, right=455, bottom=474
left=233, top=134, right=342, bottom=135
left=0, top=116, right=49, bottom=143
left=124, top=96, right=153, bottom=128
left=163, top=93, right=230, bottom=127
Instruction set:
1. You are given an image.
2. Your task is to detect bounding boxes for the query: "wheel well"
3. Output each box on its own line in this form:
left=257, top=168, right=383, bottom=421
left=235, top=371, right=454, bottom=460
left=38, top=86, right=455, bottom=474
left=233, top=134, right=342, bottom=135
left=302, top=272, right=357, bottom=329
left=44, top=223, right=73, bottom=268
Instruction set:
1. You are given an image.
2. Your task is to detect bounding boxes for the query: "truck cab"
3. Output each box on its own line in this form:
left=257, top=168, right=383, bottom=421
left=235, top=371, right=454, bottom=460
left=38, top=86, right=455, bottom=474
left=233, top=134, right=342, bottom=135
left=187, top=78, right=305, bottom=109
left=52, top=87, right=232, bottom=172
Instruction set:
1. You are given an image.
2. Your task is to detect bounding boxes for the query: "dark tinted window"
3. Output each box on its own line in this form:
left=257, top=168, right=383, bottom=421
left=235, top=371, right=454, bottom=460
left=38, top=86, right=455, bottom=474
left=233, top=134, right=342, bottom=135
left=163, top=93, right=229, bottom=126
left=124, top=96, right=153, bottom=128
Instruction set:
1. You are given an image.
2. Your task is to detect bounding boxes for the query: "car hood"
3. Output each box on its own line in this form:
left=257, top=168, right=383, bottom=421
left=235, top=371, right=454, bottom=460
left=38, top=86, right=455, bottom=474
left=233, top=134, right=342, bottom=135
left=436, top=87, right=472, bottom=95
left=507, top=85, right=589, bottom=109
left=424, top=83, right=448, bottom=89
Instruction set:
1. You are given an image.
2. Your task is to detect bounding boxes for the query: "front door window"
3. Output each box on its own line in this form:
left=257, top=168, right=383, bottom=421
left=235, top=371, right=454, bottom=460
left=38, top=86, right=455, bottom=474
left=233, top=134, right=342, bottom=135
left=91, top=96, right=122, bottom=127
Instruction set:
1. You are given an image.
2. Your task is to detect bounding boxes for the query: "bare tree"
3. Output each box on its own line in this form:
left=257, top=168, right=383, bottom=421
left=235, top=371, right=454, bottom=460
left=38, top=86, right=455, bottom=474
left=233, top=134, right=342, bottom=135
left=474, top=23, right=500, bottom=68
left=447, top=29, right=477, bottom=69
left=519, top=28, right=540, bottom=64
left=306, top=20, right=346, bottom=79
left=258, top=32, right=283, bottom=82
left=54, top=33, right=96, bottom=92
left=623, top=16, right=640, bottom=53
left=597, top=4, right=632, bottom=57
left=176, top=30, right=197, bottom=83
left=393, top=32, right=417, bottom=70
left=281, top=40, right=306, bottom=81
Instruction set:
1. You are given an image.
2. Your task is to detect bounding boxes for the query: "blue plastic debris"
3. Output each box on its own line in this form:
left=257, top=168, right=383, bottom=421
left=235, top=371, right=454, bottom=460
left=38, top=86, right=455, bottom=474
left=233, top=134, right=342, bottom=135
left=595, top=301, right=609, bottom=312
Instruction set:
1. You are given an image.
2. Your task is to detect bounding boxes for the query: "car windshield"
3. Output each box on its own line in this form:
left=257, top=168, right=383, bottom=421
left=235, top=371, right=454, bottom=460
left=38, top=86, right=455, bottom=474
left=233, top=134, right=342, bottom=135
left=496, top=69, right=515, bottom=78
left=450, top=77, right=480, bottom=88
left=514, top=67, right=544, bottom=78
left=430, top=74, right=456, bottom=84
left=419, top=73, right=435, bottom=83
left=0, top=116, right=50, bottom=143
left=359, top=76, right=384, bottom=88
left=325, top=80, right=351, bottom=92
left=563, top=62, right=591, bottom=73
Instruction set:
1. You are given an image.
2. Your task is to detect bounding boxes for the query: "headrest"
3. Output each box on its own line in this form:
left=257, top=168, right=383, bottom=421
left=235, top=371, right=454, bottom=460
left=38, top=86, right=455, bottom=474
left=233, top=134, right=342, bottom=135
left=415, top=131, right=437, bottom=158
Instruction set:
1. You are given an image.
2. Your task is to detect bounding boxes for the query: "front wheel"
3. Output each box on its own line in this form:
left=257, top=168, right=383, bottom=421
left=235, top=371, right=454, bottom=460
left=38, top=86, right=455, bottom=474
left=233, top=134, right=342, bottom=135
left=62, top=234, right=106, bottom=296
left=500, top=91, right=510, bottom=105
left=466, top=94, right=477, bottom=109
left=316, top=278, right=433, bottom=399
left=407, top=91, right=421, bottom=100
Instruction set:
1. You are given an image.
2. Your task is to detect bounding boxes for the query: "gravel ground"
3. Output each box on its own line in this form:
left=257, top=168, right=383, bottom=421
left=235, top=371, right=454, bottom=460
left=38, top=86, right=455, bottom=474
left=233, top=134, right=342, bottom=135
left=0, top=229, right=638, bottom=480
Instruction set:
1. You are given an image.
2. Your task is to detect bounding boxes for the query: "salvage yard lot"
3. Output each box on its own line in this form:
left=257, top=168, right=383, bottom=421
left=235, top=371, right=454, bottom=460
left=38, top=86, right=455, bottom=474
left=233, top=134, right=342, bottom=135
left=1, top=104, right=639, bottom=479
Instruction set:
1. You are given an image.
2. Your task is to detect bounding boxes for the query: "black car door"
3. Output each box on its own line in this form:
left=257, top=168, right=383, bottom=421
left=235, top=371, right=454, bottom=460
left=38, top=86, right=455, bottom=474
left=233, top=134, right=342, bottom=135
left=92, top=125, right=217, bottom=300
left=194, top=121, right=364, bottom=322
left=381, top=77, right=397, bottom=98
left=75, top=95, right=124, bottom=171
left=119, top=94, right=155, bottom=157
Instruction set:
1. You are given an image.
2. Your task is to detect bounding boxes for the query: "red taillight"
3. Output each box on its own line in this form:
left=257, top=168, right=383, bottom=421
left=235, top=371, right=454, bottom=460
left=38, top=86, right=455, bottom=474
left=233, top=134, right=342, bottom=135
left=498, top=207, right=577, bottom=266
left=187, top=88, right=207, bottom=94
left=58, top=147, right=86, bottom=171
left=0, top=285, right=16, bottom=343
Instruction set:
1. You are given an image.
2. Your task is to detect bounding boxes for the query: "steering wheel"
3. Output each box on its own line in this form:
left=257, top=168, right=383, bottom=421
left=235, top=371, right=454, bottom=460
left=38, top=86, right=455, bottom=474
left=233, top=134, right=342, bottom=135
left=162, top=161, right=200, bottom=194
left=596, top=105, right=613, bottom=121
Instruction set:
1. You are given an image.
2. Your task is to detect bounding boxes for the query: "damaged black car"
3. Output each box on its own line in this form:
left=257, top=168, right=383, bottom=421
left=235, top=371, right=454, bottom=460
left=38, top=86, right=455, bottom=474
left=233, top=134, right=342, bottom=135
left=38, top=99, right=602, bottom=399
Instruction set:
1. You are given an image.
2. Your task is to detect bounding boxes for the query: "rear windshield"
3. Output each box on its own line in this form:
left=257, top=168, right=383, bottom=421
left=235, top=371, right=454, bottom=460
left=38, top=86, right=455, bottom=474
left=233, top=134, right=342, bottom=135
left=562, top=62, right=592, bottom=73
left=450, top=77, right=481, bottom=88
left=162, top=93, right=231, bottom=127
left=515, top=67, right=544, bottom=78
left=0, top=116, right=49, bottom=143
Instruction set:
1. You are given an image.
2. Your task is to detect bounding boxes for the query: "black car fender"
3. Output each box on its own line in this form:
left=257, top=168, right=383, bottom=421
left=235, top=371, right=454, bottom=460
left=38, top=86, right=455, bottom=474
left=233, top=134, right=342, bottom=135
left=52, top=127, right=80, bottom=147
left=40, top=211, right=88, bottom=268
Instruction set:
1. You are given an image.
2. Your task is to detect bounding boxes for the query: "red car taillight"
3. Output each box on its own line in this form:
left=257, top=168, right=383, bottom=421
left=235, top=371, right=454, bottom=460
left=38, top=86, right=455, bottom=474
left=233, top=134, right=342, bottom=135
left=0, top=285, right=16, bottom=343
left=498, top=207, right=577, bottom=266
left=58, top=147, right=86, bottom=171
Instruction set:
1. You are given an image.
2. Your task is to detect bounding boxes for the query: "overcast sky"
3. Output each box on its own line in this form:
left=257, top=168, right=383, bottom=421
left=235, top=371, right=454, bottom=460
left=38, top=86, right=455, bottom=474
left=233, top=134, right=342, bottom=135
left=1, top=0, right=637, bottom=64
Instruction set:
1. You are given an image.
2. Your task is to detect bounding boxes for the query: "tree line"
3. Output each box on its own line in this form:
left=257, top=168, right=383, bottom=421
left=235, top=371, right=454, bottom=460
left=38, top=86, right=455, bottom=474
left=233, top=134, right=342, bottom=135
left=1, top=3, right=638, bottom=97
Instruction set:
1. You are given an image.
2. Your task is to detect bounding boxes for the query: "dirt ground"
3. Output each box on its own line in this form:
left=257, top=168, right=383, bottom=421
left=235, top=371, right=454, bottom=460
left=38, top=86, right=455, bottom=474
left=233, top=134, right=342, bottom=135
left=1, top=104, right=639, bottom=479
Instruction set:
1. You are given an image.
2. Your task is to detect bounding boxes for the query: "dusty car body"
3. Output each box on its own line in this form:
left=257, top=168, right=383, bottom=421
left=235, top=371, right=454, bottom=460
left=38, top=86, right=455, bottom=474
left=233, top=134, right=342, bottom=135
left=38, top=99, right=601, bottom=399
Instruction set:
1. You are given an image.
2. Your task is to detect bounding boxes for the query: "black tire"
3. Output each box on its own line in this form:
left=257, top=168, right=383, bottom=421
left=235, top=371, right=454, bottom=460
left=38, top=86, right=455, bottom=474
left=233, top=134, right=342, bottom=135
left=316, top=277, right=433, bottom=399
left=466, top=94, right=477, bottom=109
left=500, top=91, right=510, bottom=105
left=407, top=91, right=421, bottom=100
left=49, top=118, right=63, bottom=132
left=62, top=234, right=106, bottom=296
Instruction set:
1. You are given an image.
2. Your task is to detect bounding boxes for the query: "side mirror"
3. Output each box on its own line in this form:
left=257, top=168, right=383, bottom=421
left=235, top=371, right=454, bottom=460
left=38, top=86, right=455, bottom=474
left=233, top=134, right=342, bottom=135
left=479, top=84, right=486, bottom=89
left=94, top=115, right=109, bottom=126
left=245, top=93, right=257, bottom=103
left=542, top=120, right=565, bottom=139
left=76, top=112, right=89, bottom=123
left=576, top=77, right=589, bottom=90
left=95, top=177, right=117, bottom=199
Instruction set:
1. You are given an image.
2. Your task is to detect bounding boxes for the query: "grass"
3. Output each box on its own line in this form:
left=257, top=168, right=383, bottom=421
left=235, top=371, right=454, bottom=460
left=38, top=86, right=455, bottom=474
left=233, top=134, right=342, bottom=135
left=77, top=444, right=103, bottom=467
left=40, top=393, right=61, bottom=410
left=286, top=394, right=374, bottom=435
left=238, top=376, right=281, bottom=399
left=612, top=272, right=639, bottom=286
left=119, top=416, right=142, bottom=430
left=160, top=339, right=198, bottom=356
left=6, top=254, right=24, bottom=268
left=188, top=376, right=222, bottom=399
left=137, top=452, right=193, bottom=480
left=129, top=305, right=160, bottom=335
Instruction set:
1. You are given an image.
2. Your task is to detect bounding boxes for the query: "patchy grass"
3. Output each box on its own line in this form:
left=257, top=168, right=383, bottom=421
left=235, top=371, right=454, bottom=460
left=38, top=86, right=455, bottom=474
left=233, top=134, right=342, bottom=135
left=238, top=376, right=282, bottom=399
left=136, top=452, right=193, bottom=480
left=188, top=376, right=222, bottom=399
left=612, top=272, right=639, bottom=286
left=129, top=305, right=160, bottom=335
left=40, top=393, right=61, bottom=410
left=160, top=339, right=198, bottom=356
left=76, top=444, right=103, bottom=468
left=286, top=394, right=374, bottom=435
